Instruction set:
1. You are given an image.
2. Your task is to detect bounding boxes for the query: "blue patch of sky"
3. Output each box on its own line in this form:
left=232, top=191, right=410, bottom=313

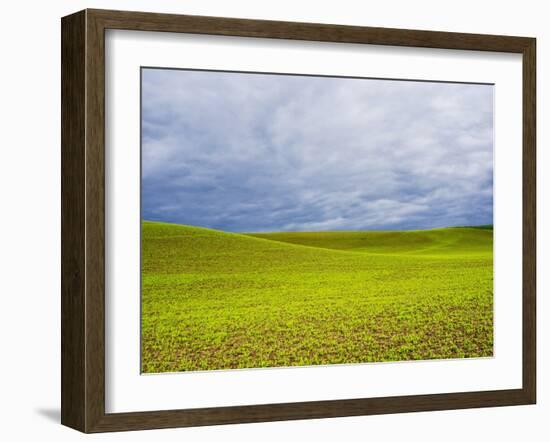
left=141, top=68, right=493, bottom=232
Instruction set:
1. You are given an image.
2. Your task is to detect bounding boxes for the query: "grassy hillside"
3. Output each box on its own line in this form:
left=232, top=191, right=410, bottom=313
left=247, top=227, right=492, bottom=257
left=141, top=221, right=493, bottom=373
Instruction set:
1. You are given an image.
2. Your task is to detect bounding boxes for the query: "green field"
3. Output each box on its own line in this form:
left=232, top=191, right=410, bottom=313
left=142, top=221, right=493, bottom=373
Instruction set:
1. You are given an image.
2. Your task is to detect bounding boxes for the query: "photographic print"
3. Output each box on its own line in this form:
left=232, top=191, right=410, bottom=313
left=141, top=68, right=494, bottom=374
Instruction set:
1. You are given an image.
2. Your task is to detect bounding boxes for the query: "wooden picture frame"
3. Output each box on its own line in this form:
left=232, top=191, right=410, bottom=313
left=61, top=8, right=536, bottom=433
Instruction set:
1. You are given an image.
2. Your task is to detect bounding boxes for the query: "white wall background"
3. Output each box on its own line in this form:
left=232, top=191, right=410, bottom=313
left=0, top=0, right=546, bottom=440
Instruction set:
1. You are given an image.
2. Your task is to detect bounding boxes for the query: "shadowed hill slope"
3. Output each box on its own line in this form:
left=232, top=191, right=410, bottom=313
left=246, top=227, right=492, bottom=257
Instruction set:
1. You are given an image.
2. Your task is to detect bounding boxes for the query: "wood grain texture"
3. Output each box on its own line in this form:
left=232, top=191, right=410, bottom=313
left=90, top=389, right=531, bottom=433
left=84, top=9, right=107, bottom=432
left=61, top=10, right=86, bottom=432
left=60, top=8, right=537, bottom=433
left=522, top=38, right=536, bottom=403
left=89, top=8, right=532, bottom=53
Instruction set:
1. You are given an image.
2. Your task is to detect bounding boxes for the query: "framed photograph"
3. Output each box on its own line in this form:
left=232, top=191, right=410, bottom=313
left=61, top=9, right=536, bottom=433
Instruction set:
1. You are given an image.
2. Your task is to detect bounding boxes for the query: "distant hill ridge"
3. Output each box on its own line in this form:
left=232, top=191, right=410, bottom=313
left=143, top=221, right=492, bottom=258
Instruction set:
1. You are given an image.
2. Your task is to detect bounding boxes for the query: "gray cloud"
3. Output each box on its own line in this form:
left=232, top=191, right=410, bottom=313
left=141, top=68, right=493, bottom=232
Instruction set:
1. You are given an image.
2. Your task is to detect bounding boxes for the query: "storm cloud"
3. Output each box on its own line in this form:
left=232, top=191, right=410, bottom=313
left=141, top=68, right=493, bottom=232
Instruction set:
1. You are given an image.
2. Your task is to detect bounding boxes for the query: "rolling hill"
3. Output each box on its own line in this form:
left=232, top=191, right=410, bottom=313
left=246, top=227, right=492, bottom=257
left=141, top=221, right=493, bottom=373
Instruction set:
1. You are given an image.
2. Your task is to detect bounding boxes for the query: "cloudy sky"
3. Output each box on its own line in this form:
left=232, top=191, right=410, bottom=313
left=141, top=68, right=493, bottom=232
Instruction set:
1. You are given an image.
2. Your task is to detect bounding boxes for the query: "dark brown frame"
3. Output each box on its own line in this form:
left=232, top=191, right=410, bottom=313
left=61, top=8, right=536, bottom=433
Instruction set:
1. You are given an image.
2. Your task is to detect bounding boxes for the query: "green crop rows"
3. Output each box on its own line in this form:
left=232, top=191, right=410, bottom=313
left=141, top=221, right=493, bottom=373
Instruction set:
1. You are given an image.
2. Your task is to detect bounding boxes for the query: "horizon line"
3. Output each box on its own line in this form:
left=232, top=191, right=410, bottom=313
left=141, top=219, right=493, bottom=234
